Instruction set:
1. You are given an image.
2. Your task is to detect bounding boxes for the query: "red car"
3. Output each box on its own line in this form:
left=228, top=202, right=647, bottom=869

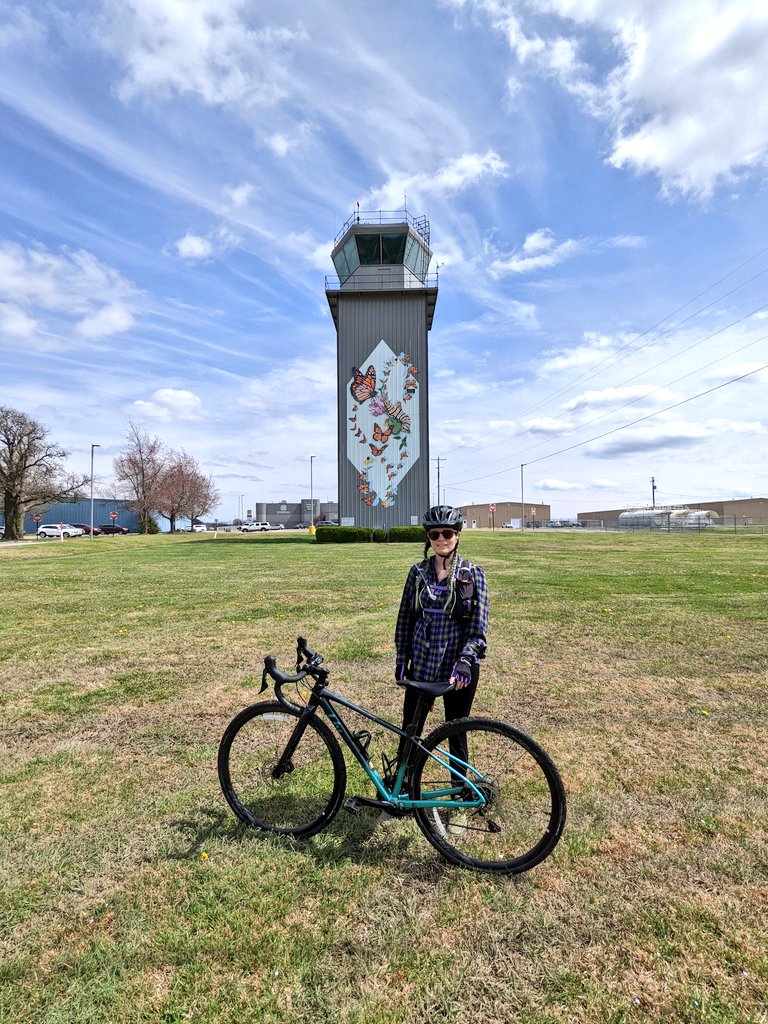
left=71, top=523, right=102, bottom=536
left=99, top=523, right=129, bottom=535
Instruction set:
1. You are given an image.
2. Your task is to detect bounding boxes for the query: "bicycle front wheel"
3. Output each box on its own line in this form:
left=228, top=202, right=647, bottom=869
left=218, top=701, right=347, bottom=838
left=411, top=717, right=566, bottom=875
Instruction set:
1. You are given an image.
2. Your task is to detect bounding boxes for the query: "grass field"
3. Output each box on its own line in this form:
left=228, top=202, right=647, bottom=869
left=1, top=529, right=766, bottom=1023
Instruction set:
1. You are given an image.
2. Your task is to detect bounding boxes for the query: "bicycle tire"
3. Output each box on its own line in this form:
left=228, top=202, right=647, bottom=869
left=410, top=716, right=566, bottom=875
left=218, top=701, right=347, bottom=839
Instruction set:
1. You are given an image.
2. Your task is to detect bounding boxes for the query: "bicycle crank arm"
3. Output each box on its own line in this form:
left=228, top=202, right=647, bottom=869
left=343, top=795, right=409, bottom=816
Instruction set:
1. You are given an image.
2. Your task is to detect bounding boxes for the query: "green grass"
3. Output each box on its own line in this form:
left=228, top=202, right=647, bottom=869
left=0, top=529, right=766, bottom=1023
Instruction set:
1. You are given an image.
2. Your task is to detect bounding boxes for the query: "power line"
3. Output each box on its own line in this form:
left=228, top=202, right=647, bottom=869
left=448, top=364, right=767, bottom=486
left=442, top=243, right=768, bottom=459
left=449, top=329, right=768, bottom=481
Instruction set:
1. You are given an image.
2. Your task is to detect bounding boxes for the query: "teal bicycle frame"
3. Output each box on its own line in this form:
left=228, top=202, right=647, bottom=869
left=299, top=683, right=487, bottom=812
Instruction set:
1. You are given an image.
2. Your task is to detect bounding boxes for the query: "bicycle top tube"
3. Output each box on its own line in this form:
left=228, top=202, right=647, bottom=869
left=260, top=637, right=487, bottom=811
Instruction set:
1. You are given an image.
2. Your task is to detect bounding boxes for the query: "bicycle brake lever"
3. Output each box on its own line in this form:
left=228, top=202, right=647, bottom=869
left=260, top=666, right=269, bottom=693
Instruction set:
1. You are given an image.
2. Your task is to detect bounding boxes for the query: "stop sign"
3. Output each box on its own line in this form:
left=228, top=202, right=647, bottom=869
left=489, top=503, right=496, bottom=512
left=531, top=507, right=537, bottom=516
left=33, top=514, right=42, bottom=523
left=109, top=511, right=118, bottom=521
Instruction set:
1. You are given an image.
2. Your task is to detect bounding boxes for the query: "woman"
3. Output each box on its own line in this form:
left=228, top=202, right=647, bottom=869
left=393, top=505, right=489, bottom=775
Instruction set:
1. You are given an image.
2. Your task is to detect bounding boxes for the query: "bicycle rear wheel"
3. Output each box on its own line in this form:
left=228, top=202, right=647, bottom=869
left=411, top=717, right=566, bottom=875
left=218, top=701, right=346, bottom=838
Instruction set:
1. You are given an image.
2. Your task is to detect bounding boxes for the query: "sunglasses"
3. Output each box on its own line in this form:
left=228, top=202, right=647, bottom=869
left=427, top=529, right=457, bottom=541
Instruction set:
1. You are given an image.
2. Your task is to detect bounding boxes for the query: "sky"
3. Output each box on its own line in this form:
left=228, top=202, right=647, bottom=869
left=1, top=0, right=767, bottom=521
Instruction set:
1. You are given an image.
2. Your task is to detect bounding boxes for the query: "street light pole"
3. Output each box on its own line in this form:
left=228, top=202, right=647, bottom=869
left=309, top=454, right=316, bottom=528
left=90, top=444, right=101, bottom=539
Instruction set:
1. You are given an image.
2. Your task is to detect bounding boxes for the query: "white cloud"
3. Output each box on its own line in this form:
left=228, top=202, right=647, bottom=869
left=266, top=121, right=313, bottom=158
left=0, top=4, right=46, bottom=49
left=489, top=228, right=646, bottom=277
left=703, top=361, right=768, bottom=385
left=223, top=182, right=254, bottom=208
left=536, top=331, right=617, bottom=376
left=95, top=0, right=305, bottom=107
left=368, top=151, right=508, bottom=209
left=461, top=0, right=768, bottom=196
left=174, top=234, right=214, bottom=261
left=589, top=420, right=714, bottom=457
left=0, top=240, right=137, bottom=343
left=130, top=388, right=203, bottom=421
left=563, top=385, right=674, bottom=412
left=523, top=415, right=572, bottom=436
left=490, top=230, right=582, bottom=276
left=536, top=478, right=582, bottom=491
left=0, top=301, right=38, bottom=338
left=173, top=225, right=241, bottom=262
left=76, top=303, right=135, bottom=339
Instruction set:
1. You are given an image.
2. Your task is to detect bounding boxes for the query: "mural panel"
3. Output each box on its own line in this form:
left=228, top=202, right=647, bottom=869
left=346, top=339, right=420, bottom=509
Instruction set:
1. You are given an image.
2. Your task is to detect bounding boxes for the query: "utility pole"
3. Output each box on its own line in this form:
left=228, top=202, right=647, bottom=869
left=651, top=476, right=657, bottom=508
left=432, top=456, right=445, bottom=505
left=520, top=463, right=525, bottom=530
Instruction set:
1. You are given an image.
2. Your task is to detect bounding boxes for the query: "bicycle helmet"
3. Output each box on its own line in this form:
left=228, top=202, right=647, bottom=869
left=422, top=505, right=464, bottom=531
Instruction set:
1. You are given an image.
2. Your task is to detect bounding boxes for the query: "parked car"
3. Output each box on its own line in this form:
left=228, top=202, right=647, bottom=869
left=191, top=524, right=207, bottom=532
left=270, top=523, right=285, bottom=530
left=37, top=524, right=84, bottom=539
left=70, top=523, right=102, bottom=536
left=501, top=522, right=516, bottom=529
left=99, top=523, right=129, bottom=535
left=241, top=522, right=272, bottom=532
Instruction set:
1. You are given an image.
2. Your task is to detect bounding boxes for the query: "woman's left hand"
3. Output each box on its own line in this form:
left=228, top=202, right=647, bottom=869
left=451, top=658, right=472, bottom=689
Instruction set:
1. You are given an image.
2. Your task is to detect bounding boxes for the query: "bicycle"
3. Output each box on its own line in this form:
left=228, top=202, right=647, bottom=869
left=218, top=637, right=566, bottom=875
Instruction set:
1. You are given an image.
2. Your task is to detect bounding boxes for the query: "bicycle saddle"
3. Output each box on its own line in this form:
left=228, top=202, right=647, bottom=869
left=397, top=679, right=455, bottom=697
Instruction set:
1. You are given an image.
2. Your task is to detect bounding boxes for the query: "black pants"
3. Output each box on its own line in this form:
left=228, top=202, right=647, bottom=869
left=398, top=667, right=479, bottom=779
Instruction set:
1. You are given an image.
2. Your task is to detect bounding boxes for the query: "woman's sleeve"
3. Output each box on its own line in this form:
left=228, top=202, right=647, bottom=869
left=394, top=566, right=417, bottom=664
left=461, top=565, right=489, bottom=663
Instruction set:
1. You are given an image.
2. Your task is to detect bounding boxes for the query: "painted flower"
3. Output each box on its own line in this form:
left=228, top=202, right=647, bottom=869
left=368, top=395, right=386, bottom=416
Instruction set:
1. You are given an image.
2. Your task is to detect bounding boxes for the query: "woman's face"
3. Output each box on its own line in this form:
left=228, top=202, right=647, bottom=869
left=427, top=527, right=459, bottom=557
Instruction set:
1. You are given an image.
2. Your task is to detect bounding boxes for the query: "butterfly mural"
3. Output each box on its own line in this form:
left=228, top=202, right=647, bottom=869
left=347, top=341, right=420, bottom=511
left=350, top=365, right=376, bottom=404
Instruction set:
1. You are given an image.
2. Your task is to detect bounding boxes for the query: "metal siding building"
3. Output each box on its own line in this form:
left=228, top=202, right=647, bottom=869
left=13, top=498, right=141, bottom=534
left=326, top=212, right=438, bottom=529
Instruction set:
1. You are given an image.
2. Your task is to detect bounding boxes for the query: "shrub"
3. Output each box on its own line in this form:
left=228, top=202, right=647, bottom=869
left=388, top=526, right=424, bottom=544
left=315, top=526, right=373, bottom=543
left=372, top=528, right=388, bottom=543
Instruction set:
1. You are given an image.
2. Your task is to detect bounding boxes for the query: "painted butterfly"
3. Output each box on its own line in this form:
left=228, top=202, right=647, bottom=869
left=372, top=422, right=392, bottom=442
left=350, top=365, right=376, bottom=403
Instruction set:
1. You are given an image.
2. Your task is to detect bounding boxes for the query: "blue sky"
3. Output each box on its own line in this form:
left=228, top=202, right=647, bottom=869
left=1, top=0, right=767, bottom=520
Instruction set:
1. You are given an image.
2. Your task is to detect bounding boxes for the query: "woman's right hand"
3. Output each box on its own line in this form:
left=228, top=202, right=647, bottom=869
left=395, top=663, right=408, bottom=681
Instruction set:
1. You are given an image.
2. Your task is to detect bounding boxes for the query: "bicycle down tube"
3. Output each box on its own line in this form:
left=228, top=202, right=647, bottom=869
left=291, top=685, right=486, bottom=810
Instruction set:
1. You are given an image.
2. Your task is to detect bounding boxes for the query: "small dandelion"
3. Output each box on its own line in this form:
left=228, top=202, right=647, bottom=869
left=199, top=852, right=209, bottom=861
left=602, top=607, right=612, bottom=613
left=700, top=709, right=710, bottom=716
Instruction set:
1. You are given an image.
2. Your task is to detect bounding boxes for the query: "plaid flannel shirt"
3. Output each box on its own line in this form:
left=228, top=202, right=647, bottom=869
left=394, top=557, right=489, bottom=683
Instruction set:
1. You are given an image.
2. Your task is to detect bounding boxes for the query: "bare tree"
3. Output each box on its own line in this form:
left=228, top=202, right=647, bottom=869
left=0, top=407, right=87, bottom=541
left=113, top=421, right=168, bottom=534
left=155, top=451, right=217, bottom=531
left=184, top=461, right=220, bottom=529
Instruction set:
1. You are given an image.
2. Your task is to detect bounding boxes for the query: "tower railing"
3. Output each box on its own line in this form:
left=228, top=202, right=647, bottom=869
left=325, top=272, right=439, bottom=292
left=334, top=209, right=430, bottom=246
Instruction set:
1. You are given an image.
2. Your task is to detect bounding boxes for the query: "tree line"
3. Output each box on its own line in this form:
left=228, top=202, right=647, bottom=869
left=0, top=407, right=219, bottom=541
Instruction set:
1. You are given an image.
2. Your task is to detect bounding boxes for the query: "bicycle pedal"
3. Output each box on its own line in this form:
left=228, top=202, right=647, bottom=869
left=343, top=797, right=363, bottom=815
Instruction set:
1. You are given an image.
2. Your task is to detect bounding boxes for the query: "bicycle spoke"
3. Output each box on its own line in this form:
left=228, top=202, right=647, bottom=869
left=218, top=703, right=346, bottom=838
left=412, top=718, right=565, bottom=874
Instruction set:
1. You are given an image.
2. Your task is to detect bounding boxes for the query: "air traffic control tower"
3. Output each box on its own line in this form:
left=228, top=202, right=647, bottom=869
left=325, top=209, right=438, bottom=528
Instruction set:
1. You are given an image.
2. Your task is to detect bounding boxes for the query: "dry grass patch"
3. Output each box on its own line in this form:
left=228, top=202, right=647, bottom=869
left=1, top=530, right=766, bottom=1023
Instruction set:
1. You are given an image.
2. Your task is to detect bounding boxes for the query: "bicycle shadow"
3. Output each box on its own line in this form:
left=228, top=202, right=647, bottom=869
left=164, top=802, right=455, bottom=881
